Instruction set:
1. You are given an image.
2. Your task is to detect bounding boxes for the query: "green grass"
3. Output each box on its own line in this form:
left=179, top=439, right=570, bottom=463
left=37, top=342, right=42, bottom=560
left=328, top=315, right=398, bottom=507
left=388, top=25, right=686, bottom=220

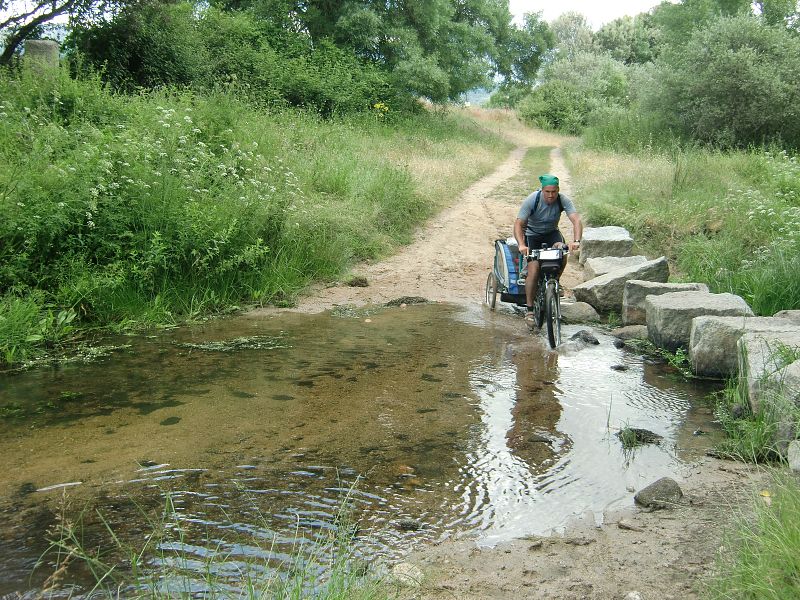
left=565, top=144, right=800, bottom=316
left=706, top=473, right=800, bottom=600
left=713, top=376, right=783, bottom=464
left=712, top=340, right=800, bottom=464
left=0, top=65, right=511, bottom=365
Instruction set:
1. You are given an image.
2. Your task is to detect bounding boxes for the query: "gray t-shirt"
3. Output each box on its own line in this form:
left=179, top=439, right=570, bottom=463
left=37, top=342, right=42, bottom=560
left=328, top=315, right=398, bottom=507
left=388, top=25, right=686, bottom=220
left=517, top=190, right=577, bottom=236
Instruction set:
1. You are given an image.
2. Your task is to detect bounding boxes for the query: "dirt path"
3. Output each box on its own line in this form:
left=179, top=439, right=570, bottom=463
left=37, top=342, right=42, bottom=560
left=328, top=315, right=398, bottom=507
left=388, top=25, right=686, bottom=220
left=270, top=113, right=764, bottom=599
left=281, top=125, right=581, bottom=313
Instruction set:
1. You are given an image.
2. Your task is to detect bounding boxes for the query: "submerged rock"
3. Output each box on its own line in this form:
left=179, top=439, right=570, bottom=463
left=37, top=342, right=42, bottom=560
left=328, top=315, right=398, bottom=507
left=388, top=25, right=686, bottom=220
left=616, top=427, right=662, bottom=448
left=386, top=296, right=429, bottom=306
left=571, top=330, right=600, bottom=345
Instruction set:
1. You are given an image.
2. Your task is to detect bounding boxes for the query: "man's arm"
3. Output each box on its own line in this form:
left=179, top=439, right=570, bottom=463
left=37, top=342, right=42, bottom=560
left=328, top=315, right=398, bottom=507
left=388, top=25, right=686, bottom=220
left=568, top=212, right=583, bottom=252
left=514, top=218, right=528, bottom=255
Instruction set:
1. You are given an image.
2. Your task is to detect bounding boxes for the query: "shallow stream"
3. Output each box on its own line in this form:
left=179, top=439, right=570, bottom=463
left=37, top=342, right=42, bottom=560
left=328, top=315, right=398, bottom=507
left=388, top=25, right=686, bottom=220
left=0, top=302, right=721, bottom=595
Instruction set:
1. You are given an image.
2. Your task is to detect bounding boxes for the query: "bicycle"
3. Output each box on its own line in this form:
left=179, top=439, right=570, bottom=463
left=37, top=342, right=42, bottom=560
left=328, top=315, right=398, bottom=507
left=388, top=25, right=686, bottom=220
left=485, top=239, right=566, bottom=349
left=528, top=246, right=567, bottom=349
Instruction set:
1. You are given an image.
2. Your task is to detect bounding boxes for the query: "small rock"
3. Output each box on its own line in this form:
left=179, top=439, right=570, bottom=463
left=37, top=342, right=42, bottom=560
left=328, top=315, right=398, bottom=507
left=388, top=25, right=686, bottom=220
left=617, top=519, right=644, bottom=532
left=634, top=477, right=683, bottom=510
left=611, top=325, right=649, bottom=341
left=390, top=562, right=423, bottom=587
left=564, top=536, right=594, bottom=546
left=613, top=339, right=626, bottom=349
left=386, top=296, right=428, bottom=306
left=616, top=427, right=663, bottom=448
left=624, top=592, right=644, bottom=600
left=397, top=519, right=422, bottom=531
left=346, top=275, right=368, bottom=287
left=610, top=364, right=629, bottom=371
left=561, top=301, right=601, bottom=324
left=571, top=330, right=600, bottom=345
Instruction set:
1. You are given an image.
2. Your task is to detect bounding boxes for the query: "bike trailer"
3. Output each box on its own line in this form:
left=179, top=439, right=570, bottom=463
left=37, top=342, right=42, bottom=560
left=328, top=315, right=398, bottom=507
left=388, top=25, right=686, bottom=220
left=493, top=238, right=527, bottom=306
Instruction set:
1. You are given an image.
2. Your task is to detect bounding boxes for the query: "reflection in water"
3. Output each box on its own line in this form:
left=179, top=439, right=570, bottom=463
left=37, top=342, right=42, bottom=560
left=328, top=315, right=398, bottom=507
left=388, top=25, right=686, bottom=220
left=450, top=342, right=564, bottom=540
left=0, top=304, right=722, bottom=594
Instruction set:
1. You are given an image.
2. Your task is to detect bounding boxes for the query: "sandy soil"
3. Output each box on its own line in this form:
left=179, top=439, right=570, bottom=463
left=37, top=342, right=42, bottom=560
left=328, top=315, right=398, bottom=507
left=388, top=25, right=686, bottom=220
left=269, top=112, right=765, bottom=599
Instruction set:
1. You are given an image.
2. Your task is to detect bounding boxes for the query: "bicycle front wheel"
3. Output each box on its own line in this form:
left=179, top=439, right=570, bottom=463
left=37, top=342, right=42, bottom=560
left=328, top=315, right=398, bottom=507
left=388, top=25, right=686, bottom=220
left=535, top=286, right=546, bottom=328
left=545, top=283, right=561, bottom=348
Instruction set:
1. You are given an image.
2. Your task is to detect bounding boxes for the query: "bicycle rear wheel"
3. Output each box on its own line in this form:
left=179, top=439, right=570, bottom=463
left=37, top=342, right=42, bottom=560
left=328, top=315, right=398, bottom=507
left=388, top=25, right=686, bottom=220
left=485, top=272, right=498, bottom=310
left=545, top=283, right=561, bottom=348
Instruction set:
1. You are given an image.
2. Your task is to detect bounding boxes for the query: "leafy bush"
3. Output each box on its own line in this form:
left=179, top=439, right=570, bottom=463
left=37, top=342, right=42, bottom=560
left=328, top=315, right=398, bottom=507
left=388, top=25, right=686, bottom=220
left=67, top=3, right=408, bottom=116
left=541, top=51, right=628, bottom=104
left=517, top=80, right=590, bottom=134
left=0, top=65, right=509, bottom=363
left=582, top=104, right=681, bottom=154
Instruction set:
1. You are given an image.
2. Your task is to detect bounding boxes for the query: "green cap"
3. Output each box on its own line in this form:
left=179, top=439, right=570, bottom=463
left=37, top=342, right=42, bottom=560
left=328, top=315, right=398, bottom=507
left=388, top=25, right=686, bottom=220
left=538, top=174, right=559, bottom=187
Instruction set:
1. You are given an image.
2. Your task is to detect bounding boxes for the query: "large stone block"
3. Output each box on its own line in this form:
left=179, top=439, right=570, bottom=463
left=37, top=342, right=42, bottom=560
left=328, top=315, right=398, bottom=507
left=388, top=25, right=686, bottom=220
left=623, top=281, right=709, bottom=326
left=646, top=291, right=753, bottom=352
left=774, top=310, right=800, bottom=324
left=584, top=255, right=648, bottom=279
left=573, top=257, right=669, bottom=314
left=24, top=40, right=60, bottom=69
left=560, top=301, right=601, bottom=324
left=738, top=331, right=800, bottom=415
left=579, top=226, right=634, bottom=265
left=690, top=316, right=800, bottom=378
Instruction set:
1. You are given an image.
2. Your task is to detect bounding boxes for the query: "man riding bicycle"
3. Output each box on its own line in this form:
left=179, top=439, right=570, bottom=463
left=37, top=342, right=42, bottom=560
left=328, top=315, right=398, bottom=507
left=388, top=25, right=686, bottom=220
left=513, top=174, right=583, bottom=327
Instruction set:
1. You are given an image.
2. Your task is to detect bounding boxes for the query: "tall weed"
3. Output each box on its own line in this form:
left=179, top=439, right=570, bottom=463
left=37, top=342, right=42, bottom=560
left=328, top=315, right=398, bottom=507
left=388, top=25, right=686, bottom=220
left=38, top=487, right=390, bottom=599
left=567, top=145, right=800, bottom=314
left=707, top=473, right=800, bottom=600
left=0, top=67, right=509, bottom=363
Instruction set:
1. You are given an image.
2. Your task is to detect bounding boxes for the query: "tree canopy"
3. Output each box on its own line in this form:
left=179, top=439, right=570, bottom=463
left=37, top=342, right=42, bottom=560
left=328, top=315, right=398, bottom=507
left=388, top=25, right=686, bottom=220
left=2, top=0, right=553, bottom=104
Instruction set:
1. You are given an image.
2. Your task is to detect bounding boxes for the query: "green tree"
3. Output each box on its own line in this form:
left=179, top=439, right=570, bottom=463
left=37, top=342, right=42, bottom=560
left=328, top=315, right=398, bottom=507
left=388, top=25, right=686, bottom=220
left=542, top=51, right=628, bottom=104
left=214, top=0, right=546, bottom=102
left=649, top=0, right=751, bottom=47
left=649, top=13, right=800, bottom=147
left=68, top=1, right=209, bottom=90
left=494, top=12, right=553, bottom=87
left=595, top=14, right=660, bottom=64
left=754, top=0, right=800, bottom=27
left=517, top=80, right=590, bottom=134
left=548, top=11, right=594, bottom=60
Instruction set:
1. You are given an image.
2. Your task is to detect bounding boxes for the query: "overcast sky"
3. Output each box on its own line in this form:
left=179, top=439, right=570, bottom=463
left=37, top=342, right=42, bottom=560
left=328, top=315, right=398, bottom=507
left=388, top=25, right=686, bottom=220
left=509, top=0, right=669, bottom=29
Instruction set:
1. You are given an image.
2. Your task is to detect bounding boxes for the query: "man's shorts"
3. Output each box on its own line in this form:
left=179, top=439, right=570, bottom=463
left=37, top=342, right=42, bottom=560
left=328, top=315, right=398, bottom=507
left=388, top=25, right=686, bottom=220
left=525, top=230, right=565, bottom=259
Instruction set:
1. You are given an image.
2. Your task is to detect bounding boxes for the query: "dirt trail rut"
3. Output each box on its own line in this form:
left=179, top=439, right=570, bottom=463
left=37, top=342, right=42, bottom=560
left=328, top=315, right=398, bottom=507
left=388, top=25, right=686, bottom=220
left=286, top=132, right=584, bottom=313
